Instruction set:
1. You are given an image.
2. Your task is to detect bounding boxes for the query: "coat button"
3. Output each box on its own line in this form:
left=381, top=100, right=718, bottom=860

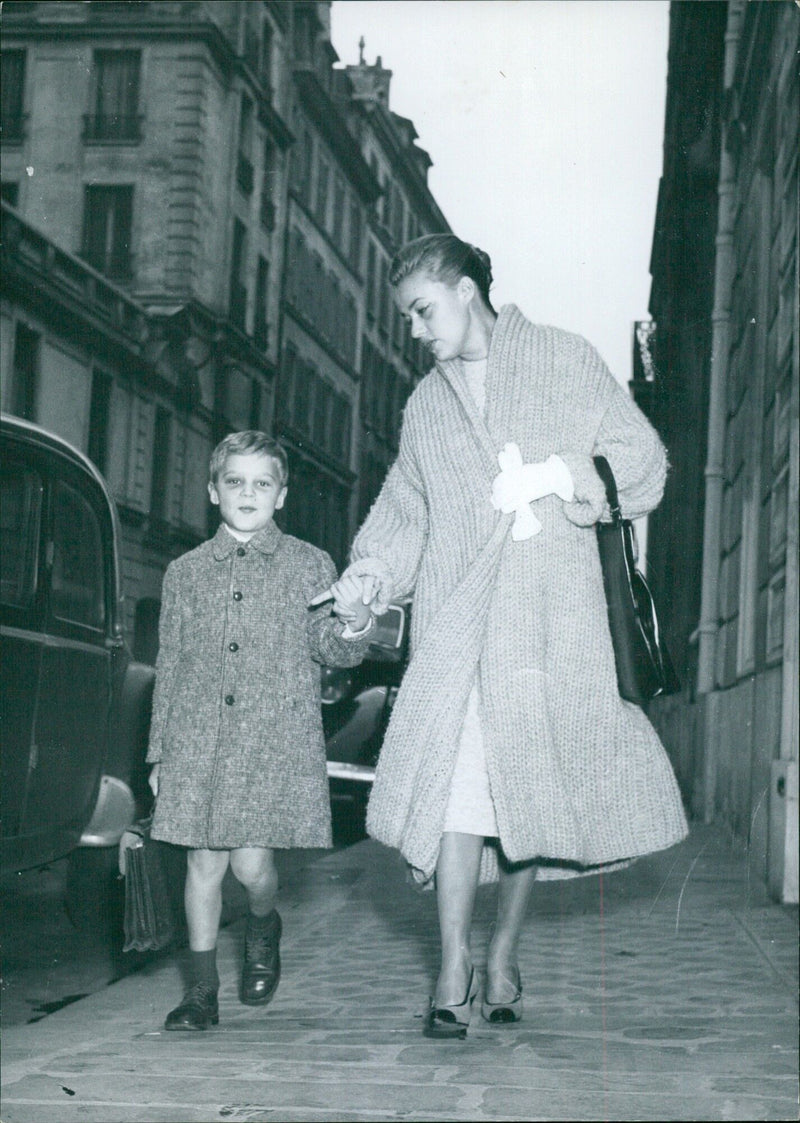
left=233, top=591, right=243, bottom=601
left=236, top=547, right=246, bottom=556
left=229, top=642, right=239, bottom=652
left=225, top=694, right=235, bottom=705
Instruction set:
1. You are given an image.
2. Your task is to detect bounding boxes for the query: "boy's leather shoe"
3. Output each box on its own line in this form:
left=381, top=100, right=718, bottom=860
left=240, top=909, right=282, bottom=1005
left=164, top=983, right=219, bottom=1030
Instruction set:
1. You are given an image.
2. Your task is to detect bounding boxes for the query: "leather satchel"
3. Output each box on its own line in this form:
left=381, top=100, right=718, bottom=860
left=593, top=456, right=680, bottom=706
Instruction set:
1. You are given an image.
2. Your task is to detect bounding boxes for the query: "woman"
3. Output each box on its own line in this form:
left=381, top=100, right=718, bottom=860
left=329, top=233, right=687, bottom=1038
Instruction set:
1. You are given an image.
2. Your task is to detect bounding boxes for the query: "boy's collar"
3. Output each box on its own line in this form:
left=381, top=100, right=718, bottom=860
left=212, top=521, right=282, bottom=559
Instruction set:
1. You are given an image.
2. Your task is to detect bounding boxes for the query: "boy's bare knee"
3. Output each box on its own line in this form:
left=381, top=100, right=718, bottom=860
left=230, top=846, right=275, bottom=887
left=187, top=848, right=230, bottom=883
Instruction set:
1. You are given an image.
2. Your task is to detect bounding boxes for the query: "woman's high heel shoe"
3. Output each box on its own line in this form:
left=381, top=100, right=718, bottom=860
left=481, top=968, right=523, bottom=1024
left=423, top=967, right=480, bottom=1039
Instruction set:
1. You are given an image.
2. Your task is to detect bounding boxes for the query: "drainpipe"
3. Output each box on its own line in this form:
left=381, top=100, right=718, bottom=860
left=696, top=0, right=745, bottom=694
left=695, top=0, right=745, bottom=819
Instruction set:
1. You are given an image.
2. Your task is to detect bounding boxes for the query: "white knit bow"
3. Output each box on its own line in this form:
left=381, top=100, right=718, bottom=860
left=491, top=443, right=574, bottom=540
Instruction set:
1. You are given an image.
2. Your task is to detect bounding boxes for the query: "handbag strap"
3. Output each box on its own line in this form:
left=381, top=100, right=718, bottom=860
left=593, top=455, right=621, bottom=523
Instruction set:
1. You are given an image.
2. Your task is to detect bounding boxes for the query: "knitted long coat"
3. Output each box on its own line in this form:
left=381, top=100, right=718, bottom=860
left=353, top=305, right=688, bottom=884
left=146, top=522, right=369, bottom=849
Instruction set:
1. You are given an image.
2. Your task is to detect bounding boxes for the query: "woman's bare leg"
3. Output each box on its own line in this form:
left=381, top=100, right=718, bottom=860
left=485, top=858, right=537, bottom=1001
left=434, top=831, right=484, bottom=1005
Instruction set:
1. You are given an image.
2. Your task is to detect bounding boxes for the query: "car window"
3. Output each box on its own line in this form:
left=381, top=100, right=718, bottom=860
left=50, top=479, right=106, bottom=630
left=0, top=462, right=42, bottom=609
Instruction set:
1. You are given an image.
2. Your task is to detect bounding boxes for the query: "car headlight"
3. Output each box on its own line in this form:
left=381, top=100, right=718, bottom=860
left=320, top=666, right=353, bottom=704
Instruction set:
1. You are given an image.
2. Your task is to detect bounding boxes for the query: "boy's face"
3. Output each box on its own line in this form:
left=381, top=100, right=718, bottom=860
left=208, top=452, right=287, bottom=539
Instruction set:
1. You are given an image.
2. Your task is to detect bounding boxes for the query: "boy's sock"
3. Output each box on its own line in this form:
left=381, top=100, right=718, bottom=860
left=189, top=947, right=219, bottom=991
left=245, top=909, right=279, bottom=939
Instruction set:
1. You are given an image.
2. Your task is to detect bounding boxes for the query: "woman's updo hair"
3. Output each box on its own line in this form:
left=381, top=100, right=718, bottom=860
left=389, top=234, right=495, bottom=311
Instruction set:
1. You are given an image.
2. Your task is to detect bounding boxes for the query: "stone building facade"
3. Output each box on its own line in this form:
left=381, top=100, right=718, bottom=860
left=1, top=1, right=449, bottom=648
left=640, top=0, right=798, bottom=902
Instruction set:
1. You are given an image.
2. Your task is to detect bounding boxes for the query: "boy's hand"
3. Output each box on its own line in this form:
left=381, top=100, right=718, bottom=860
left=148, top=763, right=160, bottom=798
left=330, top=574, right=374, bottom=633
left=308, top=562, right=392, bottom=615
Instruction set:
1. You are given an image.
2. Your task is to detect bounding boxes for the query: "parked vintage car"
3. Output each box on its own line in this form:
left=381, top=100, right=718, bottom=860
left=322, top=603, right=409, bottom=823
left=0, top=414, right=154, bottom=877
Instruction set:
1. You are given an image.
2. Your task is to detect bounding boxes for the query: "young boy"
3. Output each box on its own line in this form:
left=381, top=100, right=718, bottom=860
left=146, top=431, right=374, bottom=1030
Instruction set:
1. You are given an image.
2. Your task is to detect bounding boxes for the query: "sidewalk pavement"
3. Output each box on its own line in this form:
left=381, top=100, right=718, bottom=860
left=1, top=822, right=797, bottom=1123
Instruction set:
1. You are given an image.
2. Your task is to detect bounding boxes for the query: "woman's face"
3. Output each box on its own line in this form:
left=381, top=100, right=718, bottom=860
left=394, top=271, right=474, bottom=362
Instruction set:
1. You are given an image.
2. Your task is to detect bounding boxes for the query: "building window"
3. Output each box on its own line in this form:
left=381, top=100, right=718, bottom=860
left=1, top=181, right=19, bottom=206
left=242, top=10, right=260, bottom=72
left=229, top=218, right=248, bottom=331
left=236, top=94, right=255, bottom=195
left=254, top=256, right=269, bottom=349
left=315, top=158, right=329, bottom=228
left=88, top=369, right=113, bottom=473
left=392, top=188, right=405, bottom=245
left=332, top=177, right=345, bottom=248
left=260, top=18, right=273, bottom=92
left=260, top=140, right=277, bottom=231
left=11, top=322, right=39, bottom=421
left=348, top=199, right=362, bottom=271
left=312, top=378, right=329, bottom=449
left=366, top=242, right=377, bottom=321
left=293, top=360, right=312, bottom=434
left=82, top=185, right=134, bottom=279
left=330, top=392, right=351, bottom=464
left=149, top=406, right=171, bottom=523
left=277, top=346, right=296, bottom=424
left=378, top=256, right=390, bottom=336
left=84, top=50, right=142, bottom=143
left=0, top=51, right=26, bottom=143
left=295, top=129, right=313, bottom=207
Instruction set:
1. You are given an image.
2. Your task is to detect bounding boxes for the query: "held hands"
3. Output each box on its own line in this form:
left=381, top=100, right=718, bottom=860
left=327, top=573, right=375, bottom=635
left=309, top=567, right=390, bottom=637
left=491, top=443, right=574, bottom=540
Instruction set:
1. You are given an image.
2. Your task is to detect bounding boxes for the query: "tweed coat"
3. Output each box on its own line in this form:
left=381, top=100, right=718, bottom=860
left=147, top=521, right=370, bottom=849
left=353, top=305, right=688, bottom=884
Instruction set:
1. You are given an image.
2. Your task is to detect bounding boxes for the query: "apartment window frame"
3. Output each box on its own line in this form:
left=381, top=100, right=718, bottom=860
left=260, top=139, right=277, bottom=231
left=88, top=368, right=113, bottom=474
left=315, top=157, right=329, bottom=229
left=149, top=406, right=172, bottom=525
left=236, top=93, right=255, bottom=196
left=332, top=176, right=345, bottom=248
left=81, top=184, right=134, bottom=279
left=1, top=50, right=27, bottom=144
left=1, top=181, right=20, bottom=206
left=84, top=49, right=142, bottom=144
left=229, top=218, right=248, bottom=332
left=11, top=321, right=40, bottom=421
left=348, top=198, right=362, bottom=271
left=254, top=255, right=269, bottom=350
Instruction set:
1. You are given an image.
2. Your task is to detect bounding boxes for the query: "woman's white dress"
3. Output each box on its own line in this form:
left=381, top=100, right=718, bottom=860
left=442, top=358, right=499, bottom=838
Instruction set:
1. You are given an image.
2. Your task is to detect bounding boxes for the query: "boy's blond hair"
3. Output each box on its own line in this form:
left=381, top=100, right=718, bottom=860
left=208, top=431, right=289, bottom=486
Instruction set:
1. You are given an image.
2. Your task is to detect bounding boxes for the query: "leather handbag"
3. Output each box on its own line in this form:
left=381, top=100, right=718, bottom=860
left=593, top=455, right=680, bottom=706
